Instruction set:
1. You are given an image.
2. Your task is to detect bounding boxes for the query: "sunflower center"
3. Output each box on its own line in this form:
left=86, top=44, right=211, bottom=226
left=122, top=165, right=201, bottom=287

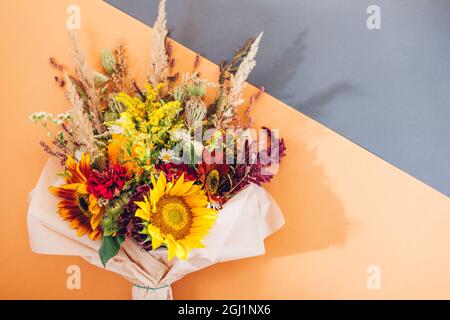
left=164, top=203, right=185, bottom=225
left=205, top=169, right=220, bottom=194
left=153, top=196, right=191, bottom=240
left=77, top=195, right=91, bottom=218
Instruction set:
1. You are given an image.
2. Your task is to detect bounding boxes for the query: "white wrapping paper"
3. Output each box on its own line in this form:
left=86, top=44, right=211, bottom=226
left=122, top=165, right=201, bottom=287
left=27, top=159, right=285, bottom=300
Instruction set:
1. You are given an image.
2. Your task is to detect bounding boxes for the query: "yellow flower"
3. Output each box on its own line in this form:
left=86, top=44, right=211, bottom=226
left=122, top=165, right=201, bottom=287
left=108, top=134, right=138, bottom=172
left=115, top=93, right=146, bottom=122
left=134, top=173, right=217, bottom=260
left=112, top=86, right=182, bottom=137
left=145, top=83, right=165, bottom=102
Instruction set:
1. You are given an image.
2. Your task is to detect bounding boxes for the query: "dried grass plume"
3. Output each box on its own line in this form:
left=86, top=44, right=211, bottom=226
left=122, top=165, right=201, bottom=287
left=65, top=74, right=99, bottom=156
left=68, top=30, right=105, bottom=133
left=227, top=32, right=263, bottom=108
left=149, top=0, right=169, bottom=85
left=215, top=32, right=263, bottom=128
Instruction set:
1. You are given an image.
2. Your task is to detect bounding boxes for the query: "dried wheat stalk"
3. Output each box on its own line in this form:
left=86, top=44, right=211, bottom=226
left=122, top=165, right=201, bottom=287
left=112, top=40, right=129, bottom=92
left=216, top=32, right=263, bottom=128
left=68, top=30, right=105, bottom=133
left=226, top=32, right=263, bottom=107
left=149, top=0, right=169, bottom=85
left=65, top=74, right=99, bottom=157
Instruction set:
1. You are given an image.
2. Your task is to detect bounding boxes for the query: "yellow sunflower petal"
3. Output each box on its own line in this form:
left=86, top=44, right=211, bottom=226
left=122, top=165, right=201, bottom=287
left=135, top=197, right=151, bottom=221
left=177, top=180, right=196, bottom=196
left=149, top=189, right=159, bottom=213
left=175, top=242, right=188, bottom=260
left=89, top=229, right=102, bottom=241
left=135, top=208, right=150, bottom=222
left=166, top=235, right=177, bottom=261
left=90, top=211, right=103, bottom=230
left=156, top=173, right=167, bottom=199
left=184, top=195, right=209, bottom=208
left=191, top=207, right=217, bottom=217
left=77, top=184, right=88, bottom=195
left=151, top=174, right=157, bottom=188
left=65, top=156, right=77, bottom=177
left=50, top=154, right=104, bottom=242
left=165, top=181, right=174, bottom=194
left=169, top=174, right=184, bottom=196
left=193, top=215, right=218, bottom=223
left=76, top=225, right=88, bottom=236
left=88, top=195, right=101, bottom=216
left=147, top=225, right=163, bottom=249
left=65, top=155, right=87, bottom=184
left=49, top=184, right=78, bottom=198
left=183, top=184, right=203, bottom=197
left=169, top=175, right=197, bottom=197
left=77, top=153, right=91, bottom=179
left=182, top=237, right=205, bottom=250
left=142, top=173, right=218, bottom=261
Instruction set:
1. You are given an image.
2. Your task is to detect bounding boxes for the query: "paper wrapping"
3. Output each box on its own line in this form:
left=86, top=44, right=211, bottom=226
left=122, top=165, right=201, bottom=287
left=27, top=159, right=285, bottom=300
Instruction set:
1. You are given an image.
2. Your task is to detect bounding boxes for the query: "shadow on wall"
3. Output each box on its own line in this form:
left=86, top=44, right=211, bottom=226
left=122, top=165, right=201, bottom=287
left=167, top=5, right=350, bottom=263
left=259, top=27, right=362, bottom=120
left=252, top=28, right=349, bottom=257
left=168, top=5, right=350, bottom=256
left=301, top=81, right=362, bottom=119
left=260, top=29, right=308, bottom=101
left=108, top=0, right=364, bottom=122
left=265, top=131, right=348, bottom=258
left=173, top=131, right=348, bottom=299
left=169, top=0, right=275, bottom=61
left=258, top=30, right=348, bottom=256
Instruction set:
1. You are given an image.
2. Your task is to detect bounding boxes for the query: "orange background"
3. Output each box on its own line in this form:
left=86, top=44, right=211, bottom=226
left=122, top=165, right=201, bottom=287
left=1, top=0, right=449, bottom=299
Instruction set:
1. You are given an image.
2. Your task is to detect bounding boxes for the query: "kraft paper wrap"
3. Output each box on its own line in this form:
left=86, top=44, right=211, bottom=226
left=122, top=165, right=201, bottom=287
left=27, top=158, right=285, bottom=300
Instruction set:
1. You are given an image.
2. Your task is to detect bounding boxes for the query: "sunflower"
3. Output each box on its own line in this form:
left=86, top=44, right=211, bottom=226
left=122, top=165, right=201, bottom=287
left=198, top=150, right=229, bottom=202
left=49, top=153, right=103, bottom=240
left=134, top=173, right=217, bottom=260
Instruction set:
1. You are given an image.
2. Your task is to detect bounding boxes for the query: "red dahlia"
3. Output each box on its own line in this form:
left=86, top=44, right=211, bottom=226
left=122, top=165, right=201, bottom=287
left=87, top=164, right=128, bottom=200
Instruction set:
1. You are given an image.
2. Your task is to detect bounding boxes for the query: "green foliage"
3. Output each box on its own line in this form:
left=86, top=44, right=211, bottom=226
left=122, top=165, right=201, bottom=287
left=99, top=235, right=124, bottom=267
left=187, top=85, right=205, bottom=97
left=101, top=195, right=129, bottom=237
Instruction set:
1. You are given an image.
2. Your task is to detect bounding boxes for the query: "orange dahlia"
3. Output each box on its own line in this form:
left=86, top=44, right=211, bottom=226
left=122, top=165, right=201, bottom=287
left=49, top=153, right=103, bottom=240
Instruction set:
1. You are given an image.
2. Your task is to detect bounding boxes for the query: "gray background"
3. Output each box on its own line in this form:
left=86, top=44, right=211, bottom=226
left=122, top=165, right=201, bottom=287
left=106, top=0, right=450, bottom=197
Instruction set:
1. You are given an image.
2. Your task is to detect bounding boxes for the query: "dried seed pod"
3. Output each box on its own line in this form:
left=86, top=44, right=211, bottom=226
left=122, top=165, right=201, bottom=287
left=173, top=86, right=187, bottom=102
left=102, top=49, right=117, bottom=75
left=93, top=71, right=109, bottom=86
left=184, top=97, right=206, bottom=130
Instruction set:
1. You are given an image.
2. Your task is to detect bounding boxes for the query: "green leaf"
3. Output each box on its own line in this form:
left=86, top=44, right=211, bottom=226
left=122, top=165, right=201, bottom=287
left=99, top=236, right=124, bottom=267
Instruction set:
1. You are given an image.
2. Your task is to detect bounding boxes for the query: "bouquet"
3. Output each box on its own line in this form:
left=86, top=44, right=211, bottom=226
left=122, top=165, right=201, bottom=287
left=27, top=0, right=286, bottom=299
